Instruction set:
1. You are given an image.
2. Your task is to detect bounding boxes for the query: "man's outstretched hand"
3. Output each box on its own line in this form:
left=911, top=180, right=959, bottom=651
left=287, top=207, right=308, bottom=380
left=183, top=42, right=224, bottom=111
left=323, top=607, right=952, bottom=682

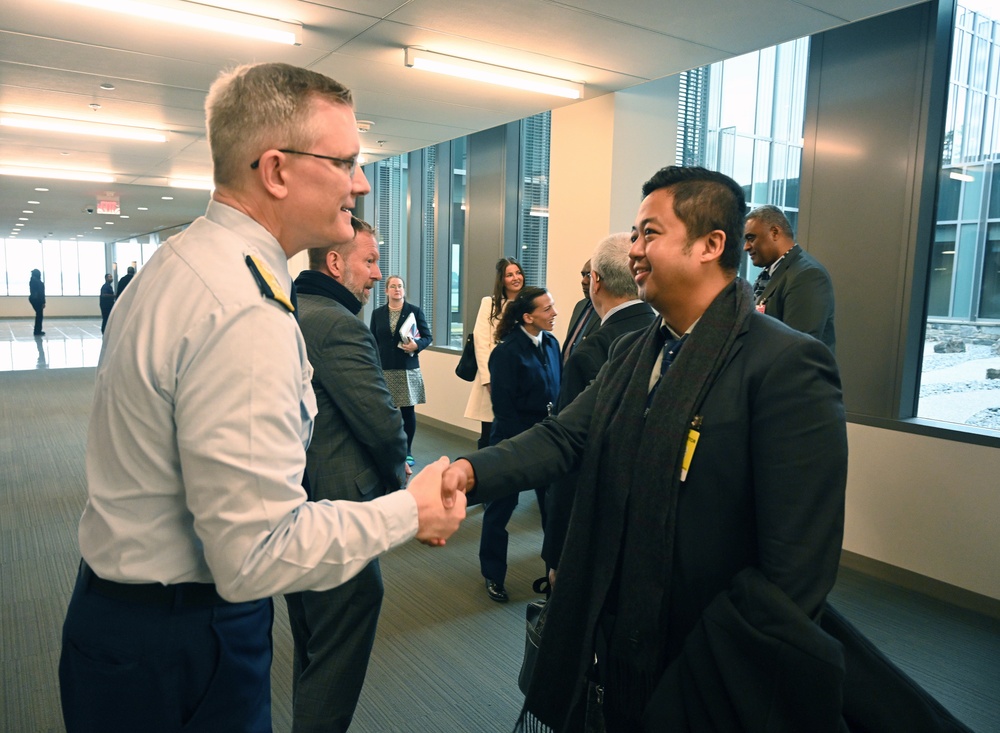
left=407, top=457, right=467, bottom=546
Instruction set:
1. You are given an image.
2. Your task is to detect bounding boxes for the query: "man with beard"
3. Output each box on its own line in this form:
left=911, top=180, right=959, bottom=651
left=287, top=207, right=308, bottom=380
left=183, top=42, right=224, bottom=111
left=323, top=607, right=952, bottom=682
left=284, top=216, right=409, bottom=732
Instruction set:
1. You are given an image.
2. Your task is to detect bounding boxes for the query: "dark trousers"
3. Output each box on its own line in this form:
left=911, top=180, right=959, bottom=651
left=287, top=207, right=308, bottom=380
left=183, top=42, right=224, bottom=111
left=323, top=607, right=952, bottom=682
left=479, top=486, right=547, bottom=586
left=100, top=305, right=113, bottom=334
left=284, top=560, right=384, bottom=733
left=400, top=406, right=416, bottom=454
left=31, top=302, right=44, bottom=334
left=477, top=421, right=492, bottom=450
left=59, top=563, right=273, bottom=733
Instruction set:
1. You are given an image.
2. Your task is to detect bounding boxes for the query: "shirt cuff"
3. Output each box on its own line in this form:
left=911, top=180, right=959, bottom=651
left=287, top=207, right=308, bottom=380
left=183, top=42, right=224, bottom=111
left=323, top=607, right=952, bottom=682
left=375, top=488, right=419, bottom=548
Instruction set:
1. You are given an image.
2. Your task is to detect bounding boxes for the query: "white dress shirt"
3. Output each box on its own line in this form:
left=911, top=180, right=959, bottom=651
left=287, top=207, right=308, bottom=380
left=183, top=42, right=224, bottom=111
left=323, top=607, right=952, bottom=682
left=80, top=200, right=418, bottom=603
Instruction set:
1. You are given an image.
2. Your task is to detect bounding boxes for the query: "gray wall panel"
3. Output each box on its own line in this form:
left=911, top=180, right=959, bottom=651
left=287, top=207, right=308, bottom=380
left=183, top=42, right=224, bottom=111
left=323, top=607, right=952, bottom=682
left=800, top=1, right=948, bottom=417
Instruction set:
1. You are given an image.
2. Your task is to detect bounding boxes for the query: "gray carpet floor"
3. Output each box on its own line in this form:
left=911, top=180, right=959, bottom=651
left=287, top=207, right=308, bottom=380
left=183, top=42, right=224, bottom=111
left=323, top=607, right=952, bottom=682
left=1, top=367, right=997, bottom=732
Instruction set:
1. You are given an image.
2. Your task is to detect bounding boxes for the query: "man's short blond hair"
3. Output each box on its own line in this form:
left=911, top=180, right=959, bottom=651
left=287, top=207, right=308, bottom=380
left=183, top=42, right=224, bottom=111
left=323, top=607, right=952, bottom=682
left=205, top=62, right=353, bottom=189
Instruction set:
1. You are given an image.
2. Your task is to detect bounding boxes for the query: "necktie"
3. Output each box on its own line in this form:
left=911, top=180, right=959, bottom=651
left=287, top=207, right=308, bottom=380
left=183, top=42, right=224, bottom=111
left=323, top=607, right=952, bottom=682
left=564, top=302, right=594, bottom=365
left=753, top=268, right=771, bottom=301
left=645, top=330, right=687, bottom=412
left=661, top=333, right=686, bottom=372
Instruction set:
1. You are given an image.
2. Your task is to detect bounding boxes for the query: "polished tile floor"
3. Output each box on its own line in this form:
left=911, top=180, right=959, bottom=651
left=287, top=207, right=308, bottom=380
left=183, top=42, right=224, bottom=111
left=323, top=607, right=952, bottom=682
left=0, top=318, right=103, bottom=372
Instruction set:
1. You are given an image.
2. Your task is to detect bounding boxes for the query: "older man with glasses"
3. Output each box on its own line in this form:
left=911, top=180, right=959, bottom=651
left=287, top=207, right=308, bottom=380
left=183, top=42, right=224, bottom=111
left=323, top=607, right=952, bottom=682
left=59, top=62, right=466, bottom=733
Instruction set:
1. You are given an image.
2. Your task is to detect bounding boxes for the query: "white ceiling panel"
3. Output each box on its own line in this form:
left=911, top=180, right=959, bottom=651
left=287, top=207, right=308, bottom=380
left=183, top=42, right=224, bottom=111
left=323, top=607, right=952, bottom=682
left=0, top=0, right=927, bottom=243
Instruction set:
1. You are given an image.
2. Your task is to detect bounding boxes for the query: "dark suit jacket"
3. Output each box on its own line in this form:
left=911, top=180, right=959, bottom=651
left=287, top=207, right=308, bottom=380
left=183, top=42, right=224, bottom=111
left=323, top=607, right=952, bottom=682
left=297, top=289, right=407, bottom=502
left=758, top=245, right=836, bottom=353
left=488, top=328, right=561, bottom=443
left=543, top=300, right=657, bottom=568
left=369, top=302, right=432, bottom=371
left=556, top=301, right=656, bottom=412
left=468, top=310, right=847, bottom=681
left=561, top=297, right=599, bottom=362
left=115, top=272, right=134, bottom=300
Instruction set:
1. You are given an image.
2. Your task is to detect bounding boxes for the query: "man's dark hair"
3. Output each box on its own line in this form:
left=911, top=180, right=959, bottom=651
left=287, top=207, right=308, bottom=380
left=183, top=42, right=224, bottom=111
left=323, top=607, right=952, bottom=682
left=641, top=166, right=746, bottom=273
left=747, top=204, right=795, bottom=239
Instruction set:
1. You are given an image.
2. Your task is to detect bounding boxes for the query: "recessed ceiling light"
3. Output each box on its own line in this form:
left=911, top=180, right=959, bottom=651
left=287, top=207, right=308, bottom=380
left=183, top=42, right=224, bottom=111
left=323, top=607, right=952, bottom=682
left=137, top=207, right=148, bottom=211
left=105, top=221, right=114, bottom=225
left=35, top=188, right=48, bottom=192
left=161, top=196, right=174, bottom=200
left=100, top=82, right=116, bottom=90
left=18, top=217, right=29, bottom=221
left=94, top=226, right=102, bottom=230
left=120, top=215, right=130, bottom=219
left=22, top=210, right=34, bottom=214
left=27, top=200, right=40, bottom=204
left=90, top=103, right=101, bottom=111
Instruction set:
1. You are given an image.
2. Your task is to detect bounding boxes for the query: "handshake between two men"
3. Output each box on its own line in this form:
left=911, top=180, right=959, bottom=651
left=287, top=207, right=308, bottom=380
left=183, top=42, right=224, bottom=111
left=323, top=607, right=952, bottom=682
left=405, top=456, right=474, bottom=546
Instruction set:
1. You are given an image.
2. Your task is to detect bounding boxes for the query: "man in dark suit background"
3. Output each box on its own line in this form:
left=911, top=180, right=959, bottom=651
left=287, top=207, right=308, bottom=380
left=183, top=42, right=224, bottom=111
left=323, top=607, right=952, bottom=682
left=443, top=166, right=847, bottom=731
left=284, top=216, right=409, bottom=733
left=561, top=259, right=600, bottom=364
left=542, top=231, right=655, bottom=571
left=115, top=265, right=135, bottom=300
left=744, top=205, right=836, bottom=353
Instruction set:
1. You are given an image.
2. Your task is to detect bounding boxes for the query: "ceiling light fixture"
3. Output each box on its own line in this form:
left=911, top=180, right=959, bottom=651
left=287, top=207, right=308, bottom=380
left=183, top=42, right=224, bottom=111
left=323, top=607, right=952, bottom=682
left=0, top=165, right=115, bottom=183
left=169, top=178, right=214, bottom=190
left=2, top=114, right=167, bottom=142
left=404, top=48, right=584, bottom=99
left=59, top=0, right=302, bottom=45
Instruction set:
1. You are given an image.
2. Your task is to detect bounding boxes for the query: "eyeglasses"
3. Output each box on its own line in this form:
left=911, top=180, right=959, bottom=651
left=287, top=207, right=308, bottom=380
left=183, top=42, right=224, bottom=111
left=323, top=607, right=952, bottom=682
left=581, top=271, right=592, bottom=278
left=250, top=148, right=358, bottom=177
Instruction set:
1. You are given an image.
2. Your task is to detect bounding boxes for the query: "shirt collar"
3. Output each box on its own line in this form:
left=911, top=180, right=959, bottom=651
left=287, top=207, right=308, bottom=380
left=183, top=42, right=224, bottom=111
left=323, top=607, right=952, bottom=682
left=205, top=199, right=291, bottom=297
left=601, top=299, right=643, bottom=325
left=520, top=325, right=543, bottom=347
left=766, top=243, right=798, bottom=276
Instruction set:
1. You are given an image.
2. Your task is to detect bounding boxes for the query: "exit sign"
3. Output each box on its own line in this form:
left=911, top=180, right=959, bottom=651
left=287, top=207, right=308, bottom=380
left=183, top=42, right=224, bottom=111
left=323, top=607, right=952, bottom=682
left=97, top=199, right=120, bottom=215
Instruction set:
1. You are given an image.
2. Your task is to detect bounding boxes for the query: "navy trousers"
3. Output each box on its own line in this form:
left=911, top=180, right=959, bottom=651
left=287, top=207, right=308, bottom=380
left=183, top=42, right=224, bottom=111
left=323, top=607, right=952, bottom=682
left=479, top=486, right=547, bottom=586
left=59, top=563, right=273, bottom=733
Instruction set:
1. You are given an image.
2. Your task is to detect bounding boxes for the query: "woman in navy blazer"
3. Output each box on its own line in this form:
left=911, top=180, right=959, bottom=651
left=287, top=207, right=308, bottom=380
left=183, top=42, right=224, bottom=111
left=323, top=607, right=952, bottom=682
left=370, top=275, right=433, bottom=464
left=480, top=286, right=560, bottom=602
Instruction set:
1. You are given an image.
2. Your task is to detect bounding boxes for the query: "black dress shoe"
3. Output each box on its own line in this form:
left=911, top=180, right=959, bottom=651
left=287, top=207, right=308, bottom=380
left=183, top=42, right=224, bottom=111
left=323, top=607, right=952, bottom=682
left=485, top=578, right=509, bottom=603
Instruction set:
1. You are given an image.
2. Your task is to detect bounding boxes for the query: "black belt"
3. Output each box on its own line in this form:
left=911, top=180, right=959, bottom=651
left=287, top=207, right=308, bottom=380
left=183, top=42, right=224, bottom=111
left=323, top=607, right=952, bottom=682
left=81, top=561, right=227, bottom=608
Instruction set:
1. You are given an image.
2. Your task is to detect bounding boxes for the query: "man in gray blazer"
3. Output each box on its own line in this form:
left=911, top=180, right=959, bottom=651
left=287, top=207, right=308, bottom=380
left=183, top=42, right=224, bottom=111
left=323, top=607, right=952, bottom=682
left=284, top=217, right=408, bottom=733
left=744, top=205, right=836, bottom=353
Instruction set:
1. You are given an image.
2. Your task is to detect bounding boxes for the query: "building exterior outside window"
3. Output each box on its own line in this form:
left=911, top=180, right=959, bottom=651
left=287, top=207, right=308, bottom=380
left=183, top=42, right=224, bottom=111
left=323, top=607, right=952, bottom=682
left=366, top=112, right=550, bottom=349
left=677, top=38, right=810, bottom=283
left=917, top=0, right=1000, bottom=433
left=519, top=111, right=551, bottom=289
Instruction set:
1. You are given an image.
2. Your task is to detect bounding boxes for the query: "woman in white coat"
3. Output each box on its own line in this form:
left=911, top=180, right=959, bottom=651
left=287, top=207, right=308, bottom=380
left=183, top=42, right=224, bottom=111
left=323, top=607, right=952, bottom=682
left=463, top=257, right=525, bottom=448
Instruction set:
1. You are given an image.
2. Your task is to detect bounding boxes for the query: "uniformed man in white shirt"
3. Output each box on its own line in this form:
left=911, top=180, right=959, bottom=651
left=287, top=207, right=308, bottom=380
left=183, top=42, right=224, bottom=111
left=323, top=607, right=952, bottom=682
left=58, top=62, right=466, bottom=733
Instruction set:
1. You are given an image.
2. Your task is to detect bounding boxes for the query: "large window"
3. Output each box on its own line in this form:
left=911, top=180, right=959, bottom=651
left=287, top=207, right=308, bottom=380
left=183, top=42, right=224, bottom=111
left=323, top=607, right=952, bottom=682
left=370, top=154, right=409, bottom=308
left=917, top=0, right=1000, bottom=433
left=677, top=38, right=810, bottom=282
left=518, top=111, right=551, bottom=287
left=365, top=112, right=550, bottom=350
left=1, top=238, right=107, bottom=296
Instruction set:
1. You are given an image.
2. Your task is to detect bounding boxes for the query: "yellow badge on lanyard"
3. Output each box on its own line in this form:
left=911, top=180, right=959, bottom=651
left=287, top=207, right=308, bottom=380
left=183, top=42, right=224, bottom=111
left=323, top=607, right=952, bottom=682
left=680, top=415, right=702, bottom=482
left=245, top=254, right=295, bottom=313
